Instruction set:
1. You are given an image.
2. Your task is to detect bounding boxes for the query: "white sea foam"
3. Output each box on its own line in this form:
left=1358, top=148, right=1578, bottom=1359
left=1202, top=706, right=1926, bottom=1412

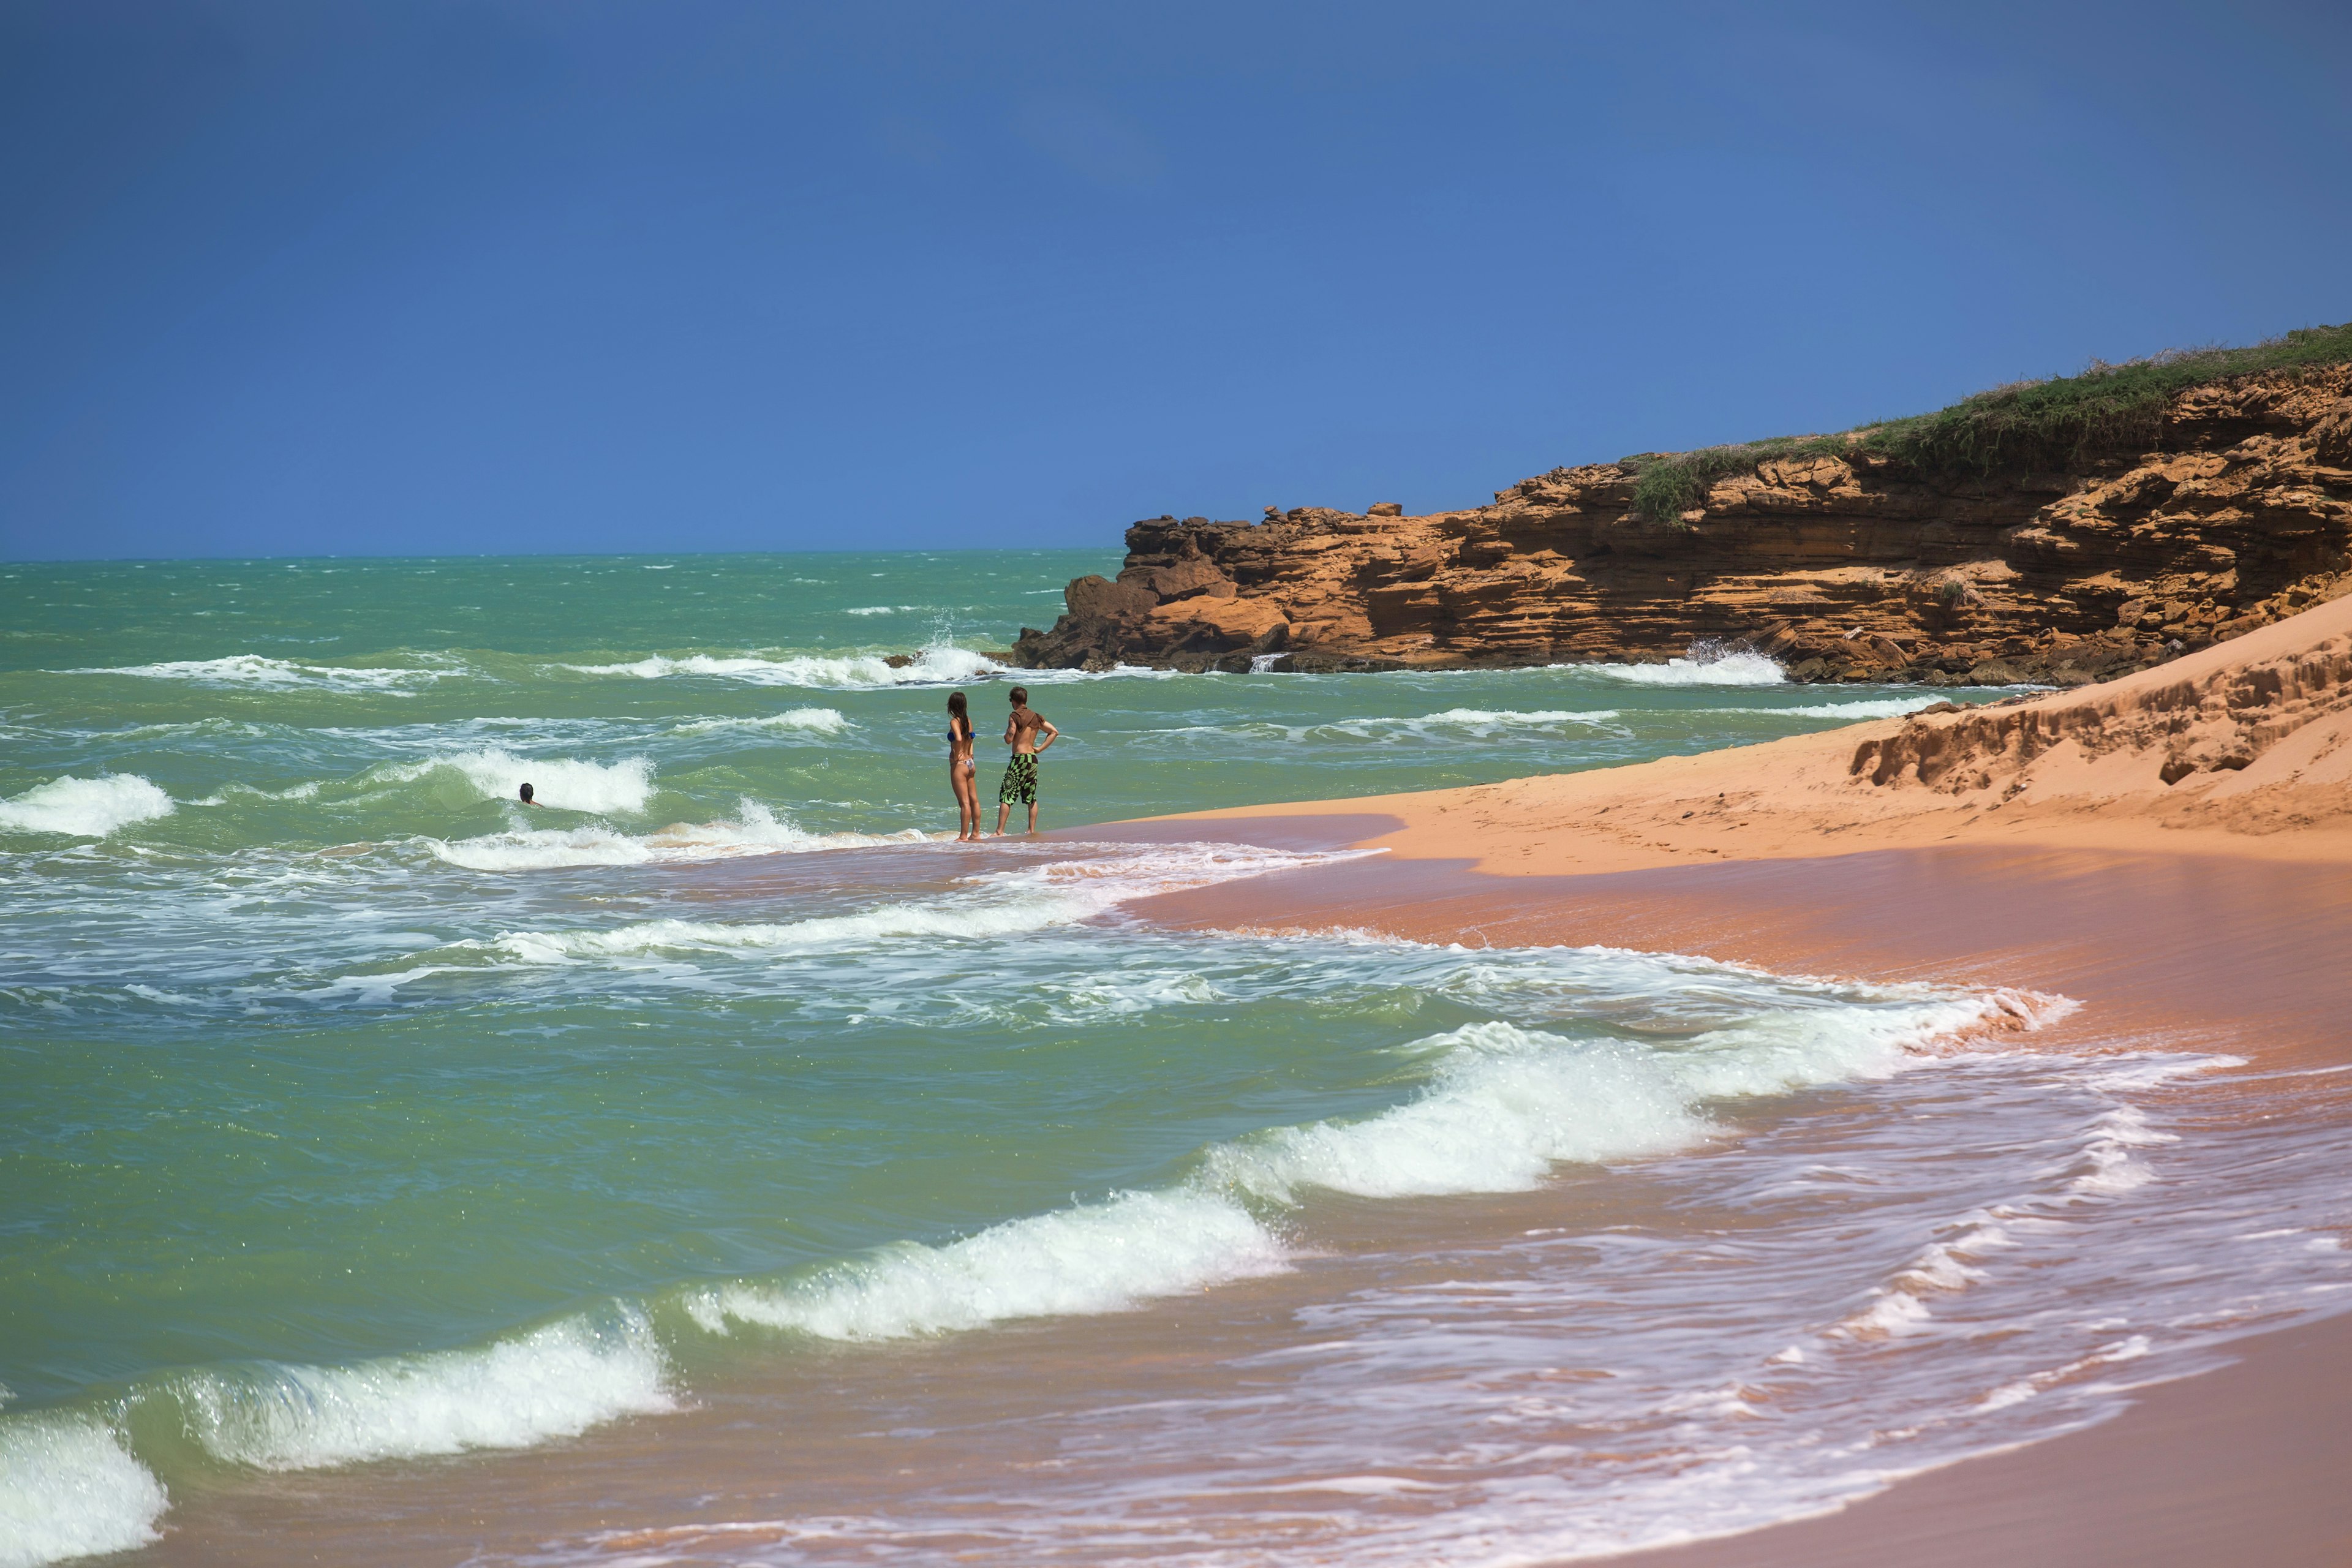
left=488, top=839, right=1334, bottom=946
left=556, top=644, right=1182, bottom=690
left=170, top=1308, right=673, bottom=1471
left=671, top=707, right=850, bottom=737
left=379, top=747, right=655, bottom=815
left=557, top=643, right=1008, bottom=690
left=1416, top=706, right=1618, bottom=727
left=428, top=799, right=925, bottom=872
left=1580, top=649, right=1787, bottom=686
left=694, top=988, right=2016, bottom=1350
left=1152, top=709, right=1625, bottom=746
left=1206, top=1001, right=1983, bottom=1205
left=2064, top=1104, right=2176, bottom=1197
left=65, top=655, right=445, bottom=692
left=1308, top=710, right=1618, bottom=747
left=0, top=775, right=174, bottom=838
left=686, top=1191, right=1286, bottom=1341
left=1732, top=697, right=1949, bottom=721
left=494, top=897, right=1058, bottom=960
left=0, top=1414, right=169, bottom=1568
left=1208, top=1023, right=1709, bottom=1200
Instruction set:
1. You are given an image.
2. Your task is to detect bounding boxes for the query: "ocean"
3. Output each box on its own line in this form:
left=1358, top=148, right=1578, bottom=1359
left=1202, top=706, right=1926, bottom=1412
left=3, top=551, right=2348, bottom=1567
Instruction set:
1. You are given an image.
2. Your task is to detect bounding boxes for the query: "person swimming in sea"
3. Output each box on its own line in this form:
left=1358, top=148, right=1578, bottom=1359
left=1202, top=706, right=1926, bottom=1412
left=994, top=685, right=1058, bottom=836
left=946, top=691, right=981, bottom=841
left=518, top=782, right=542, bottom=807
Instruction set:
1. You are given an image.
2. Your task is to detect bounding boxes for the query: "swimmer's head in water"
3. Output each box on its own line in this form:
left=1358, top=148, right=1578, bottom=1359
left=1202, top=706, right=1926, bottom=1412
left=519, top=782, right=535, bottom=804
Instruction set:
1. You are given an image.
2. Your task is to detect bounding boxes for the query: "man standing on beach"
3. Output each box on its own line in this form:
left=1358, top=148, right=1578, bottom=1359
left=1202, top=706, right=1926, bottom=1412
left=995, top=685, right=1058, bottom=835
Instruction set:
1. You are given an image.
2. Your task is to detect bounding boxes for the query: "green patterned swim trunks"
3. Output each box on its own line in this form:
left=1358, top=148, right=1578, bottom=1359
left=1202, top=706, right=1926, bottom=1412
left=998, top=752, right=1039, bottom=805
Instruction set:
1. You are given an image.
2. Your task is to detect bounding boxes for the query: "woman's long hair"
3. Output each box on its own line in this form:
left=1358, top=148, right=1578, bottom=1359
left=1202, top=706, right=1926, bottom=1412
left=946, top=690, right=970, bottom=741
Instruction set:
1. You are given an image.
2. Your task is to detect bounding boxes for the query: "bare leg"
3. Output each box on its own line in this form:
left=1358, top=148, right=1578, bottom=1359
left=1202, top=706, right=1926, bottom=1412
left=1027, top=802, right=1039, bottom=834
left=995, top=801, right=1010, bottom=835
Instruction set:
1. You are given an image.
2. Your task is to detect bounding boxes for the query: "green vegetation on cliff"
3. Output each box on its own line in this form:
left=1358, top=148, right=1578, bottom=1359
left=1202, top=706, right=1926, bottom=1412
left=1626, top=321, right=2352, bottom=522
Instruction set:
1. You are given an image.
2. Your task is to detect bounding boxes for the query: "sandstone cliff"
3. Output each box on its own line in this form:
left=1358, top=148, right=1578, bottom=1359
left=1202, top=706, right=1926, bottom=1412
left=1142, top=586, right=2352, bottom=876
left=1014, top=355, right=2352, bottom=685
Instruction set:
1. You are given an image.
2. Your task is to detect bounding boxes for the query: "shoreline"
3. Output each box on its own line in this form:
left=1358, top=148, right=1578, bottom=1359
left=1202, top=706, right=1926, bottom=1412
left=1087, top=801, right=2352, bottom=1561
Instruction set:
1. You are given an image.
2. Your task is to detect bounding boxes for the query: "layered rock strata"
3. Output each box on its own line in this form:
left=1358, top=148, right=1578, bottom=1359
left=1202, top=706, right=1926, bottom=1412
left=1012, top=368, right=2352, bottom=684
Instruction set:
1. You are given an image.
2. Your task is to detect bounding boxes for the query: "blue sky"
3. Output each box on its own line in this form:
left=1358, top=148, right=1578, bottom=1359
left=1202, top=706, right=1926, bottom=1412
left=2, top=1, right=2346, bottom=560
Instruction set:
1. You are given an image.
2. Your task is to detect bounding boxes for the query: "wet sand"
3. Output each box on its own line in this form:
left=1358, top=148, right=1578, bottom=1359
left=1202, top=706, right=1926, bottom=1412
left=1118, top=818, right=2352, bottom=1566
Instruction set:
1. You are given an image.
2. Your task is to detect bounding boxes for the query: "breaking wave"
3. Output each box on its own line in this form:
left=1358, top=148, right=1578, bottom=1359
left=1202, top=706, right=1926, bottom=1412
left=62, top=655, right=448, bottom=692
left=556, top=644, right=1008, bottom=690
left=167, top=1307, right=674, bottom=1472
left=671, top=707, right=850, bottom=737
left=684, top=1191, right=1287, bottom=1341
left=426, top=799, right=925, bottom=871
left=688, top=992, right=2023, bottom=1344
left=1579, top=648, right=1787, bottom=686
left=1737, top=696, right=1950, bottom=722
left=378, top=747, right=655, bottom=815
left=0, top=1414, right=168, bottom=1568
left=0, top=774, right=175, bottom=838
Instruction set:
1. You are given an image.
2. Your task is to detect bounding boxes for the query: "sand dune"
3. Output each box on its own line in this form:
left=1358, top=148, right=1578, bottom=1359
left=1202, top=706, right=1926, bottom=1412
left=1167, top=587, right=2352, bottom=872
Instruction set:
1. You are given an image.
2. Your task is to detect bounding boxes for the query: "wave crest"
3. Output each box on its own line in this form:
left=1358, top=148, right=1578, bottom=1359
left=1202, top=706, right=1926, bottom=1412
left=0, top=1414, right=168, bottom=1568
left=379, top=747, right=654, bottom=815
left=685, top=1191, right=1284, bottom=1341
left=0, top=775, right=174, bottom=838
left=169, top=1307, right=673, bottom=1472
left=64, top=655, right=446, bottom=692
left=428, top=799, right=924, bottom=872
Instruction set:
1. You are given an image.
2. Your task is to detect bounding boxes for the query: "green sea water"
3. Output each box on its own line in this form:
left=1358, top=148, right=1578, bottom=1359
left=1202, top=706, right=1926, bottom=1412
left=10, top=551, right=2344, bottom=1568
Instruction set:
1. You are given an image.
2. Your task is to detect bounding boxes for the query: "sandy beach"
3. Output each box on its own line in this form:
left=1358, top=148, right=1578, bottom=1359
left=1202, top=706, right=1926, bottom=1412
left=1109, top=592, right=2352, bottom=1564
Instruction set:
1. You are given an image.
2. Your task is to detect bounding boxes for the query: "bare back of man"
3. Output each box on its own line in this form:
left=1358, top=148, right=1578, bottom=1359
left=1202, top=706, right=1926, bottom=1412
left=993, top=685, right=1059, bottom=835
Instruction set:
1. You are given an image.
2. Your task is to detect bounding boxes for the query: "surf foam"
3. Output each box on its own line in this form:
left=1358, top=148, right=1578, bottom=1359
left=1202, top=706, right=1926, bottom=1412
left=1734, top=697, right=1949, bottom=721
left=0, top=775, right=174, bottom=838
left=672, top=708, right=850, bottom=737
left=169, top=1307, right=674, bottom=1472
left=692, top=982, right=2021, bottom=1348
left=0, top=1414, right=169, bottom=1568
left=559, top=643, right=1006, bottom=690
left=1581, top=648, right=1787, bottom=686
left=1205, top=1000, right=1985, bottom=1205
left=486, top=840, right=1349, bottom=943
left=686, top=1191, right=1286, bottom=1341
left=66, top=655, right=445, bottom=692
left=428, top=799, right=924, bottom=872
left=379, top=747, right=654, bottom=815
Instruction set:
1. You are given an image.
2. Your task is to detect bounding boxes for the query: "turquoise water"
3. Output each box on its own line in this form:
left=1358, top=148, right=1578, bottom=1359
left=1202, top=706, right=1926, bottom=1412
left=5, top=552, right=2345, bottom=1567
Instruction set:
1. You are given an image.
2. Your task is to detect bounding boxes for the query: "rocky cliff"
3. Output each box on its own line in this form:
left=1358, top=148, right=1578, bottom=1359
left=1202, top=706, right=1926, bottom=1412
left=1012, top=359, right=2352, bottom=685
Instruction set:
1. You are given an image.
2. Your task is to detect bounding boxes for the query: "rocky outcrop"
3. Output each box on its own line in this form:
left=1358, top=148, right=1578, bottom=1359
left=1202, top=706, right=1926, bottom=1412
left=1012, top=367, right=2352, bottom=683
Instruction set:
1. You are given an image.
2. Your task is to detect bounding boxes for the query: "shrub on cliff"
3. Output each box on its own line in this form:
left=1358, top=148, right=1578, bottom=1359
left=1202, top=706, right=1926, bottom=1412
left=1627, top=321, right=2352, bottom=524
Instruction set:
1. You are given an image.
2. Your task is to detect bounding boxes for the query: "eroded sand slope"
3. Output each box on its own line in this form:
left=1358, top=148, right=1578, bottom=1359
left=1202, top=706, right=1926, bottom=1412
left=1166, top=589, right=2352, bottom=872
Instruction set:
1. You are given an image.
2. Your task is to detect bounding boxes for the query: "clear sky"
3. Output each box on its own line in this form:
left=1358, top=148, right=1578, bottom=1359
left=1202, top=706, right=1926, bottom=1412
left=2, top=1, right=2346, bottom=561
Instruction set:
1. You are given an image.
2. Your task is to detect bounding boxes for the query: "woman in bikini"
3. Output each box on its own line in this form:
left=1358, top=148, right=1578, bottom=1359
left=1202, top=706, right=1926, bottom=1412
left=946, top=690, right=981, bottom=840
